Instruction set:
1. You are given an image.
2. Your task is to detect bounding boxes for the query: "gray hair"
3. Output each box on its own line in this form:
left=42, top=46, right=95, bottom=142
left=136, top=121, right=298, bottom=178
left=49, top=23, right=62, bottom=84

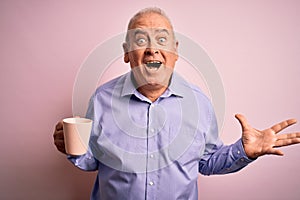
left=127, top=7, right=173, bottom=30
left=125, top=7, right=175, bottom=44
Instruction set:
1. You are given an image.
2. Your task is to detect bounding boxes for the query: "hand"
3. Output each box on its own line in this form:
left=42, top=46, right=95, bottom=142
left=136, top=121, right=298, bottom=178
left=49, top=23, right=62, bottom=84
left=235, top=114, right=300, bottom=159
left=53, top=120, right=66, bottom=154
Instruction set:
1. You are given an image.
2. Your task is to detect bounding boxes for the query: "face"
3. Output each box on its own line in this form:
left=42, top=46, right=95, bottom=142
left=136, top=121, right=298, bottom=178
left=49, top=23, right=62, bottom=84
left=123, top=13, right=179, bottom=90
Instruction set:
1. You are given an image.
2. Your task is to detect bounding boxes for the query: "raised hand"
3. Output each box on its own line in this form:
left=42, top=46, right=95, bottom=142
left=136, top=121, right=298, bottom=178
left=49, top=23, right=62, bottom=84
left=235, top=114, right=300, bottom=159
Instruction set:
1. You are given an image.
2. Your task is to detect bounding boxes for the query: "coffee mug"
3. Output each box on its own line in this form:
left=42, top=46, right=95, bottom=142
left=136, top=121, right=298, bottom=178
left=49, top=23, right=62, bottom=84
left=63, top=117, right=92, bottom=155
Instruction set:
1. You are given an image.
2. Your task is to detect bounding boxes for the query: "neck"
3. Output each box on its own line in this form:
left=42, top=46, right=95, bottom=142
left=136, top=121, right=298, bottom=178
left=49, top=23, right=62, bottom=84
left=137, top=85, right=168, bottom=102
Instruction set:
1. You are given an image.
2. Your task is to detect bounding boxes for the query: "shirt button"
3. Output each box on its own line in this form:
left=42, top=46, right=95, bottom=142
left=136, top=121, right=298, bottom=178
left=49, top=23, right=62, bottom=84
left=237, top=150, right=240, bottom=154
left=150, top=128, right=155, bottom=133
left=150, top=154, right=154, bottom=158
left=149, top=181, right=154, bottom=186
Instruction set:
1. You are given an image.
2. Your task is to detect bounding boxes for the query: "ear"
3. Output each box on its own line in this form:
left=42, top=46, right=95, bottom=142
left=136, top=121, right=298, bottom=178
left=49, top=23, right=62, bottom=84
left=123, top=43, right=129, bottom=63
left=174, top=40, right=179, bottom=61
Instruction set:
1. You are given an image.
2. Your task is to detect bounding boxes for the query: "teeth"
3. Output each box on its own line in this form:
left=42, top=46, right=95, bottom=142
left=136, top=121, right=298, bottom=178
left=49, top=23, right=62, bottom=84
left=146, top=61, right=162, bottom=68
left=146, top=61, right=161, bottom=64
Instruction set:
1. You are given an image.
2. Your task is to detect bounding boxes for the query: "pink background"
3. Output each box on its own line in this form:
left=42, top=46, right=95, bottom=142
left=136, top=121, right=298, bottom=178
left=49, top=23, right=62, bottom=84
left=1, top=0, right=300, bottom=199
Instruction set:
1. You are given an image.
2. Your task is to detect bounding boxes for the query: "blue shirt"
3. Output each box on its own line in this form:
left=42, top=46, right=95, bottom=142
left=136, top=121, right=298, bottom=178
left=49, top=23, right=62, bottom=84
left=68, top=72, right=253, bottom=200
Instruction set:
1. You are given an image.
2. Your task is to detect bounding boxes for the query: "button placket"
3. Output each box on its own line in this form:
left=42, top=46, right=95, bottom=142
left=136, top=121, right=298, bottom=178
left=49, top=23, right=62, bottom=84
left=149, top=181, right=154, bottom=186
left=145, top=103, right=161, bottom=200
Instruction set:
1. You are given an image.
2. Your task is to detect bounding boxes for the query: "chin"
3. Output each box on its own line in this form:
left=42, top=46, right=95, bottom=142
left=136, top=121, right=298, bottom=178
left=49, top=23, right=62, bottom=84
left=143, top=83, right=166, bottom=91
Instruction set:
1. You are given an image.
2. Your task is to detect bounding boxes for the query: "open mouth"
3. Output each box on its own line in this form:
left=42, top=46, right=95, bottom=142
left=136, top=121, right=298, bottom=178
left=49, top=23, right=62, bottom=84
left=145, top=61, right=162, bottom=69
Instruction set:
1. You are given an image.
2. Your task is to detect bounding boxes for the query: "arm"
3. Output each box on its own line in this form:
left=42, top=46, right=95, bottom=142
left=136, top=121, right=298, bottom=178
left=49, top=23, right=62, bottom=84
left=199, top=113, right=300, bottom=175
left=53, top=94, right=100, bottom=171
left=67, top=149, right=98, bottom=171
left=199, top=139, right=254, bottom=175
left=198, top=106, right=254, bottom=175
left=198, top=110, right=254, bottom=175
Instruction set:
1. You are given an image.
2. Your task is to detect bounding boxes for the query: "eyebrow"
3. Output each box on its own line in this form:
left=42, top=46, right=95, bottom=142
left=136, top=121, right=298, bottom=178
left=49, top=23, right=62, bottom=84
left=154, top=28, right=170, bottom=35
left=133, top=28, right=170, bottom=37
left=133, top=29, right=147, bottom=36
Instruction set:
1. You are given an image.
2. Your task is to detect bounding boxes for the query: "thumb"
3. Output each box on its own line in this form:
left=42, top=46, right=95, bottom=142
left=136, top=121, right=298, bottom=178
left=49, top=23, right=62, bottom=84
left=235, top=114, right=250, bottom=131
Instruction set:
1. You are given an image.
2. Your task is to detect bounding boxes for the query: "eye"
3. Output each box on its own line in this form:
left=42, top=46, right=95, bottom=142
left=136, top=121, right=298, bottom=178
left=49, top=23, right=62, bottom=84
left=158, top=37, right=167, bottom=45
left=136, top=38, right=147, bottom=46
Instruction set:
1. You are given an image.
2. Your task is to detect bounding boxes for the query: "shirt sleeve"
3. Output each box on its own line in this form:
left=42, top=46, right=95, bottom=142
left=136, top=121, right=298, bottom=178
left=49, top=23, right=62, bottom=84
left=67, top=95, right=99, bottom=171
left=198, top=102, right=255, bottom=175
left=67, top=149, right=98, bottom=171
left=199, top=139, right=254, bottom=175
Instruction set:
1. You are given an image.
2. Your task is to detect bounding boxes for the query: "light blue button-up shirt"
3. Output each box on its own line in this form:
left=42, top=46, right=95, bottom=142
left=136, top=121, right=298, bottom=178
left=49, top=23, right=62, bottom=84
left=68, top=72, right=253, bottom=200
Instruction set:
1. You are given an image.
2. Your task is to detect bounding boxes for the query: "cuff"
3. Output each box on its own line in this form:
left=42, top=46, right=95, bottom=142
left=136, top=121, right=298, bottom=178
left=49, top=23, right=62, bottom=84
left=232, top=139, right=256, bottom=164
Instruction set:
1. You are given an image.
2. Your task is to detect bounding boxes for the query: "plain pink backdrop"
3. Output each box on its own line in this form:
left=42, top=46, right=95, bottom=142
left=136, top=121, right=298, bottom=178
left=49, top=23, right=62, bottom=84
left=1, top=1, right=299, bottom=199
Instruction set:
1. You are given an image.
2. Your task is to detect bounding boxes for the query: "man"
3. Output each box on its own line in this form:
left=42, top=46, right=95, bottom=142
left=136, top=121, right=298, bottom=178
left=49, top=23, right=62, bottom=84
left=53, top=7, right=300, bottom=199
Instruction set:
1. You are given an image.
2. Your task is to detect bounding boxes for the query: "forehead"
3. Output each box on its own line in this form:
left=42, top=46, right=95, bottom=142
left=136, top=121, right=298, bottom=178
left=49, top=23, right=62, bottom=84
left=129, top=13, right=173, bottom=30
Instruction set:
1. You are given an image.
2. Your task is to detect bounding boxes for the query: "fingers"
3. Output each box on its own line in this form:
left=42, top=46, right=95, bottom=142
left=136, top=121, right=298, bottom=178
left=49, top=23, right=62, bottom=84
left=269, top=119, right=297, bottom=134
left=55, top=121, right=63, bottom=131
left=53, top=121, right=64, bottom=140
left=275, top=132, right=300, bottom=147
left=276, top=132, right=300, bottom=140
left=53, top=132, right=66, bottom=154
left=54, top=139, right=66, bottom=154
left=268, top=149, right=284, bottom=156
left=53, top=120, right=66, bottom=154
left=53, top=130, right=64, bottom=140
left=275, top=138, right=300, bottom=148
left=235, top=114, right=250, bottom=131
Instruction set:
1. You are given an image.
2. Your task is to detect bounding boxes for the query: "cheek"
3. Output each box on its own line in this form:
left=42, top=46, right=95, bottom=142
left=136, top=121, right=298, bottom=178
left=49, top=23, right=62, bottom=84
left=128, top=50, right=144, bottom=66
left=164, top=52, right=178, bottom=68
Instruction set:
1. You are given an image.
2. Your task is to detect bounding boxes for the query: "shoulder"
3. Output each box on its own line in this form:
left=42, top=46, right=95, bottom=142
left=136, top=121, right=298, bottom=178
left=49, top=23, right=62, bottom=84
left=188, top=83, right=210, bottom=101
left=173, top=72, right=211, bottom=105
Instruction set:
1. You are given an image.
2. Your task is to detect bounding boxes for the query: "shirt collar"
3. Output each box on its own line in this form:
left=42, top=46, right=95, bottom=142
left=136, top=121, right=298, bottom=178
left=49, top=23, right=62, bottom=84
left=121, top=72, right=137, bottom=97
left=166, top=72, right=186, bottom=98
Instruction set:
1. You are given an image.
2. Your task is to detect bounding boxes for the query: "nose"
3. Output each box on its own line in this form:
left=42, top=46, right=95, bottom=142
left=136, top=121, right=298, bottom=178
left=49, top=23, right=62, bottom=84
left=144, top=48, right=159, bottom=56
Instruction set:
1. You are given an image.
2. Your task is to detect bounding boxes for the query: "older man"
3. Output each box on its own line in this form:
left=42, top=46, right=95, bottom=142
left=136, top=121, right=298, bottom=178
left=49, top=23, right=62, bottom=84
left=53, top=7, right=300, bottom=200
